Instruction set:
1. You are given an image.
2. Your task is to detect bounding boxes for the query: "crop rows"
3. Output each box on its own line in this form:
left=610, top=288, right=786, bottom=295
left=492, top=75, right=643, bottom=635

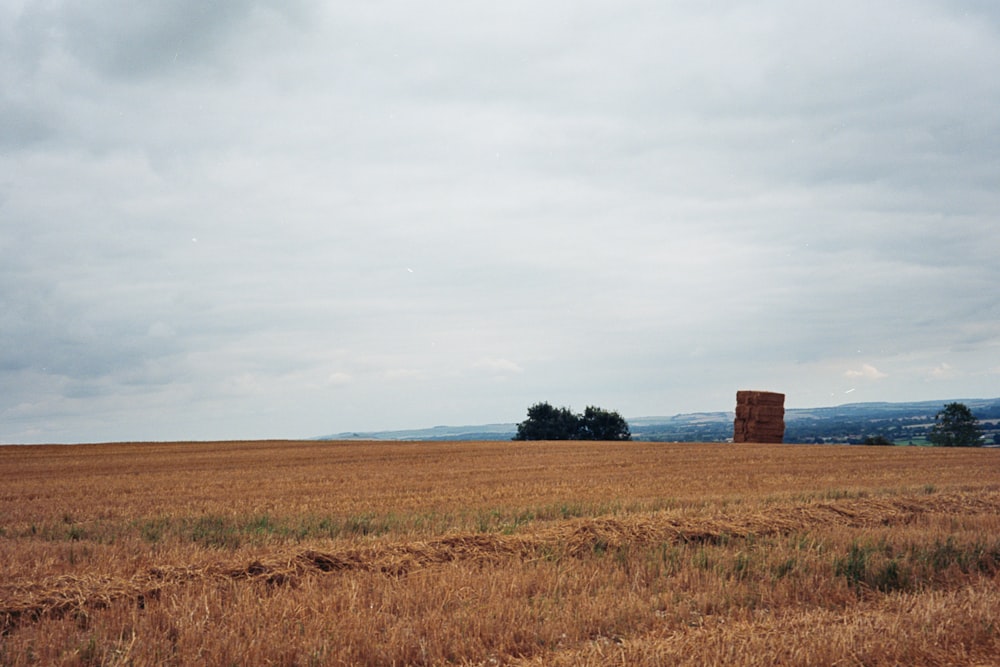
left=2, top=440, right=998, bottom=665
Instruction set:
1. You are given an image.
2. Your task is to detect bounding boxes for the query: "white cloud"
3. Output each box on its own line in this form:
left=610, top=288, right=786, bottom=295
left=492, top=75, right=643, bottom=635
left=844, top=364, right=888, bottom=381
left=928, top=363, right=956, bottom=380
left=472, top=358, right=525, bottom=375
left=147, top=322, right=176, bottom=338
left=2, top=1, right=1000, bottom=442
left=326, top=372, right=353, bottom=386
left=382, top=369, right=423, bottom=381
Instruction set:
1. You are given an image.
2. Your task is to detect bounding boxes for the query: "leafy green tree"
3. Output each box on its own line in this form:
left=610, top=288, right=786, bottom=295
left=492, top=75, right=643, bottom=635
left=862, top=435, right=895, bottom=446
left=513, top=402, right=632, bottom=441
left=513, top=402, right=581, bottom=440
left=927, top=402, right=983, bottom=447
left=579, top=406, right=632, bottom=441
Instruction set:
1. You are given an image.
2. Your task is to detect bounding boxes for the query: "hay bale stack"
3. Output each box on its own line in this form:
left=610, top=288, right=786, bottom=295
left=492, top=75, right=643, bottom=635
left=734, top=390, right=785, bottom=443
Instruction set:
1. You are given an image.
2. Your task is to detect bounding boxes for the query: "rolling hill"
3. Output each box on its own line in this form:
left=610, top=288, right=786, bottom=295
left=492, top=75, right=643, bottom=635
left=320, top=398, right=1000, bottom=444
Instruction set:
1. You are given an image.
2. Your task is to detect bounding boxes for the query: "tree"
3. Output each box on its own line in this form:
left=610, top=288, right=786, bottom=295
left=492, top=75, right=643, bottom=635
left=927, top=402, right=983, bottom=447
left=861, top=435, right=895, bottom=446
left=579, top=406, right=632, bottom=441
left=513, top=402, right=632, bottom=441
left=513, top=402, right=581, bottom=440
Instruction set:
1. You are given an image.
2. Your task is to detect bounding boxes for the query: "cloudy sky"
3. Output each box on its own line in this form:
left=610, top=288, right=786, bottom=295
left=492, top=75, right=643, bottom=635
left=3, top=1, right=999, bottom=443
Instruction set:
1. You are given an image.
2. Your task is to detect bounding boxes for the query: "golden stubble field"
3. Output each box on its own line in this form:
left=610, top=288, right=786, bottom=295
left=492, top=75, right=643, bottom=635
left=2, top=439, right=999, bottom=666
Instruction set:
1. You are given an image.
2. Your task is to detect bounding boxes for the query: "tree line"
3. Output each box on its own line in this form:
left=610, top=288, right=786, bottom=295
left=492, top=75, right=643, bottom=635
left=513, top=402, right=631, bottom=441
left=511, top=401, right=988, bottom=446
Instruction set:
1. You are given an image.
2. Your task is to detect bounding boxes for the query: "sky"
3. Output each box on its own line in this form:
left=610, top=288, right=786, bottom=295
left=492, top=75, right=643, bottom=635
left=2, top=1, right=999, bottom=443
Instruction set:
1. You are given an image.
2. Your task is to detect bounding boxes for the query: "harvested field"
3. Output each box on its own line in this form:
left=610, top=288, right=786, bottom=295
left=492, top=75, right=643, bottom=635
left=2, top=440, right=999, bottom=665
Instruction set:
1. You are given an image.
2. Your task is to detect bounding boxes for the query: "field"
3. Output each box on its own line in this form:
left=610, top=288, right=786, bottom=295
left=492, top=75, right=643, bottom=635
left=2, top=439, right=999, bottom=666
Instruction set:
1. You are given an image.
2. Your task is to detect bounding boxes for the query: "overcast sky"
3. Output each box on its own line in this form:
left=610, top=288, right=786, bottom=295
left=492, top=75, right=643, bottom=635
left=3, top=1, right=999, bottom=443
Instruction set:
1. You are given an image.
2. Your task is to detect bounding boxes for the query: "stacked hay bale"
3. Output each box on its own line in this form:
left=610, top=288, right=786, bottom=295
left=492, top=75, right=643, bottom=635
left=733, top=390, right=785, bottom=443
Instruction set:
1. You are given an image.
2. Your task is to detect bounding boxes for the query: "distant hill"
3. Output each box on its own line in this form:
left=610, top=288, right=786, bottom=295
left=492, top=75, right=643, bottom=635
left=319, top=423, right=517, bottom=442
left=632, top=398, right=1000, bottom=444
left=319, top=398, right=1000, bottom=445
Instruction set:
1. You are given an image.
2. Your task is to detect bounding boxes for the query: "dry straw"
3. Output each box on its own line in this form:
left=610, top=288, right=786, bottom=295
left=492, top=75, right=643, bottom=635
left=5, top=489, right=996, bottom=633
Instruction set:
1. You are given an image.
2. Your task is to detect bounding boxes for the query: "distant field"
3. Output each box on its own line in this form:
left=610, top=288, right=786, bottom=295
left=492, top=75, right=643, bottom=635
left=2, top=440, right=999, bottom=665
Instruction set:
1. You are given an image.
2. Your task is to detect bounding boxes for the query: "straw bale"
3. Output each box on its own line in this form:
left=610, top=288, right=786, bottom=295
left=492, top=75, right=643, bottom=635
left=733, top=390, right=785, bottom=442
left=735, top=390, right=785, bottom=406
left=735, top=405, right=785, bottom=419
left=747, top=419, right=785, bottom=430
left=735, top=421, right=783, bottom=430
left=738, top=415, right=783, bottom=423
